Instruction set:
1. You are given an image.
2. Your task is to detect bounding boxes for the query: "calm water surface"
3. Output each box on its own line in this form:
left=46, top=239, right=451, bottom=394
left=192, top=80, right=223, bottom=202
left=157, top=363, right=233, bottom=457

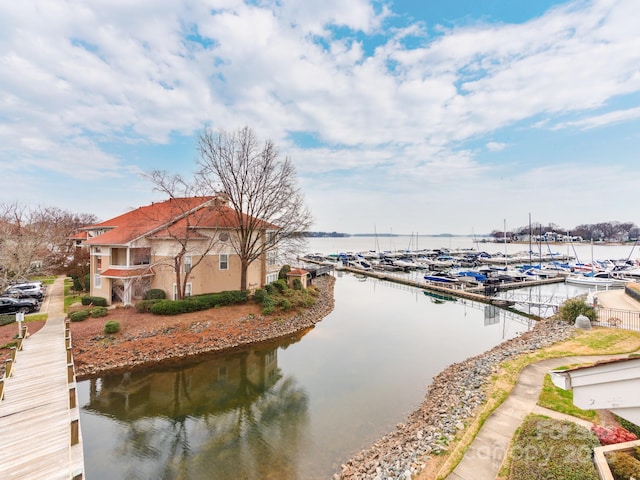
left=78, top=272, right=533, bottom=479
left=79, top=236, right=622, bottom=478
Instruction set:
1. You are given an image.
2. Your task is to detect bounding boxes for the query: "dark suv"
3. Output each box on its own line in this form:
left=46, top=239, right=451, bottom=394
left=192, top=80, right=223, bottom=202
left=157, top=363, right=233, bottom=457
left=0, top=296, right=40, bottom=314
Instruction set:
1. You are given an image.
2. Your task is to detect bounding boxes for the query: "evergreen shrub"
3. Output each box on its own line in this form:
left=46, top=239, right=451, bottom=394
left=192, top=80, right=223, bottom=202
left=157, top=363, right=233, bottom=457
left=136, top=299, right=160, bottom=313
left=558, top=298, right=595, bottom=322
left=253, top=288, right=268, bottom=305
left=104, top=320, right=121, bottom=334
left=0, top=314, right=15, bottom=327
left=148, top=290, right=248, bottom=315
left=90, top=306, right=108, bottom=318
left=81, top=296, right=108, bottom=307
left=69, top=310, right=90, bottom=322
left=278, top=264, right=291, bottom=279
left=143, top=289, right=166, bottom=300
left=272, top=279, right=288, bottom=293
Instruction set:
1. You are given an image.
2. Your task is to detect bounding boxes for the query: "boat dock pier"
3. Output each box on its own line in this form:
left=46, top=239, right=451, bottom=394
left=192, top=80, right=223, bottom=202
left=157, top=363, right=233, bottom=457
left=302, top=259, right=565, bottom=309
left=0, top=277, right=84, bottom=480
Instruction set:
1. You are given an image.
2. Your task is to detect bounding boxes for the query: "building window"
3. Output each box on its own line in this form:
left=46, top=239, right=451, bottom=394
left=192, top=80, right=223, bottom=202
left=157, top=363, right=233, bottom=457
left=184, top=255, right=192, bottom=273
left=267, top=249, right=277, bottom=266
left=219, top=254, right=229, bottom=270
left=266, top=272, right=279, bottom=284
left=173, top=283, right=192, bottom=300
left=94, top=274, right=101, bottom=288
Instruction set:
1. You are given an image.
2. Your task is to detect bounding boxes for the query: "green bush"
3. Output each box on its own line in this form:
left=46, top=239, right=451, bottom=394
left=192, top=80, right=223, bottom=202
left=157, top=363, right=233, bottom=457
left=69, top=310, right=90, bottom=322
left=71, top=275, right=83, bottom=292
left=264, top=283, right=277, bottom=295
left=90, top=306, right=108, bottom=318
left=81, top=296, right=108, bottom=307
left=253, top=288, right=268, bottom=305
left=262, top=304, right=276, bottom=315
left=83, top=274, right=90, bottom=292
left=607, top=451, right=640, bottom=480
left=0, top=314, right=15, bottom=327
left=278, top=264, right=291, bottom=279
left=104, top=320, right=121, bottom=334
left=279, top=298, right=292, bottom=311
left=136, top=299, right=161, bottom=313
left=292, top=278, right=303, bottom=290
left=558, top=298, right=596, bottom=322
left=151, top=300, right=188, bottom=315
left=149, top=290, right=248, bottom=315
left=272, top=279, right=288, bottom=293
left=143, top=289, right=166, bottom=300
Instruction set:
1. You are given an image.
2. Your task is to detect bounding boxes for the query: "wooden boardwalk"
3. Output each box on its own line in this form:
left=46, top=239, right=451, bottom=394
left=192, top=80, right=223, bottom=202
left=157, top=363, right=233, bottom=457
left=0, top=277, right=84, bottom=480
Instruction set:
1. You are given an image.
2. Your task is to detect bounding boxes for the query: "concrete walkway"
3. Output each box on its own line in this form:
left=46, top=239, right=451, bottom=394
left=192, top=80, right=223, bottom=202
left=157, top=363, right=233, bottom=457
left=444, top=287, right=640, bottom=479
left=595, top=287, right=640, bottom=311
left=446, top=353, right=631, bottom=480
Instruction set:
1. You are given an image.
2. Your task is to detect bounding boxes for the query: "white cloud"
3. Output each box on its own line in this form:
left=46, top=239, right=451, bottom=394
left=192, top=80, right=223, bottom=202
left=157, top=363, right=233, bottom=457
left=486, top=142, right=507, bottom=152
left=1, top=0, right=640, bottom=232
left=552, top=106, right=640, bottom=130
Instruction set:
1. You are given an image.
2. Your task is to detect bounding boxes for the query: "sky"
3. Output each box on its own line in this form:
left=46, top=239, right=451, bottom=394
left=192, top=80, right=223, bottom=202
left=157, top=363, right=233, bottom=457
left=1, top=0, right=640, bottom=235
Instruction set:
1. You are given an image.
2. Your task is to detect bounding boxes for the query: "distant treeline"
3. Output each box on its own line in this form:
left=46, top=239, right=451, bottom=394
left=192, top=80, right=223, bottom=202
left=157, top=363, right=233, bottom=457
left=302, top=231, right=351, bottom=238
left=492, top=220, right=640, bottom=243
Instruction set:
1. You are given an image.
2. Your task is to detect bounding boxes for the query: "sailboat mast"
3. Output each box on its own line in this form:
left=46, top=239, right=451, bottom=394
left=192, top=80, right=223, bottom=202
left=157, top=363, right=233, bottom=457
left=528, top=213, right=532, bottom=266
left=504, top=218, right=507, bottom=269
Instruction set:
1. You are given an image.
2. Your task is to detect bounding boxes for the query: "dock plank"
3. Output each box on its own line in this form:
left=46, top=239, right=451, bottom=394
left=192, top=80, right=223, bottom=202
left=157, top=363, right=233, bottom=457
left=0, top=277, right=84, bottom=480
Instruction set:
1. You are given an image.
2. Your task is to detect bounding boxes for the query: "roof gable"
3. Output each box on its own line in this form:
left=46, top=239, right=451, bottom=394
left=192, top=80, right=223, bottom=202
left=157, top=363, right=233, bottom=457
left=83, top=197, right=214, bottom=246
left=82, top=197, right=278, bottom=246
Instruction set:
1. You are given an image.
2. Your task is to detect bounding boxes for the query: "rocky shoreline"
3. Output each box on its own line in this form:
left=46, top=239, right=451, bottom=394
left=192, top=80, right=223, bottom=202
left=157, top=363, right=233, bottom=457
left=70, top=274, right=576, bottom=480
left=335, top=318, right=576, bottom=480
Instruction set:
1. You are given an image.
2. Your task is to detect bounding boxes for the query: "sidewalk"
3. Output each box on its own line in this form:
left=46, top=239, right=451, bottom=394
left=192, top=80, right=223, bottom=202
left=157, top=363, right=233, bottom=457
left=445, top=354, right=631, bottom=480
left=594, top=288, right=640, bottom=312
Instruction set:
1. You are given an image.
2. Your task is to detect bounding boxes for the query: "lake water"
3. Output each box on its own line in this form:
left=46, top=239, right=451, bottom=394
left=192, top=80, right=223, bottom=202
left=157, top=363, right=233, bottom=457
left=77, top=237, right=631, bottom=479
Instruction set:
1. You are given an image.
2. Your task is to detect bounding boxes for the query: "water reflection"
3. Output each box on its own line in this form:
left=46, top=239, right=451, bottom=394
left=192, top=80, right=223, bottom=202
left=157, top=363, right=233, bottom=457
left=79, top=273, right=538, bottom=479
left=81, top=343, right=309, bottom=480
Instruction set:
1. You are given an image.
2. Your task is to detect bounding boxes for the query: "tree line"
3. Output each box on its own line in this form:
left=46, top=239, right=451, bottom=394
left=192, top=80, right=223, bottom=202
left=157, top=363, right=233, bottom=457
left=491, top=221, right=640, bottom=242
left=0, top=203, right=96, bottom=287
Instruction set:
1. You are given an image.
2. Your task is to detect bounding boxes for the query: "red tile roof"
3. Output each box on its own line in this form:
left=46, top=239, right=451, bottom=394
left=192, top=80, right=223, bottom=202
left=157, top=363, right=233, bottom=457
left=287, top=269, right=309, bottom=276
left=81, top=197, right=278, bottom=246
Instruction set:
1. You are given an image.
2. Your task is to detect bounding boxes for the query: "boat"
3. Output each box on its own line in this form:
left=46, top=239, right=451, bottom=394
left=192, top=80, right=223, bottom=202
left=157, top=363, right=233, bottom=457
left=423, top=273, right=459, bottom=284
left=347, top=259, right=373, bottom=271
left=565, top=271, right=630, bottom=288
left=454, top=270, right=488, bottom=283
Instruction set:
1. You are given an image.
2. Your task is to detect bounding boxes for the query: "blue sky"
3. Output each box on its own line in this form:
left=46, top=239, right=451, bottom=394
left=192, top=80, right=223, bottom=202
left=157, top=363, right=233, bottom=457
left=1, top=0, right=639, bottom=235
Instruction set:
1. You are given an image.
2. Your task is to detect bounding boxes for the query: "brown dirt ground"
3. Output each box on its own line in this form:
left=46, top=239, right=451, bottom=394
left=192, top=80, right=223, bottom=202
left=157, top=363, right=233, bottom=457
left=0, top=302, right=300, bottom=379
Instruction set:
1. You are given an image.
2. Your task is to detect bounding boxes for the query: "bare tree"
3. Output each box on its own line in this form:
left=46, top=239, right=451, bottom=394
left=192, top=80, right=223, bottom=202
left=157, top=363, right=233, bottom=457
left=197, top=126, right=313, bottom=291
left=0, top=203, right=97, bottom=287
left=144, top=170, right=222, bottom=299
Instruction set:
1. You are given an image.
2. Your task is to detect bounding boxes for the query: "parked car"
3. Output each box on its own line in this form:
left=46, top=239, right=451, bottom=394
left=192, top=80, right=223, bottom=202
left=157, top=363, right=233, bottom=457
left=0, top=296, right=40, bottom=314
left=4, top=282, right=45, bottom=300
left=4, top=287, right=43, bottom=301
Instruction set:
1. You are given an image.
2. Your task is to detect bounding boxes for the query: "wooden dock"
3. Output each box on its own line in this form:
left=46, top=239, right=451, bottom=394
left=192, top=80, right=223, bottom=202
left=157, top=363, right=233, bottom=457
left=0, top=277, right=84, bottom=480
left=302, top=259, right=565, bottom=308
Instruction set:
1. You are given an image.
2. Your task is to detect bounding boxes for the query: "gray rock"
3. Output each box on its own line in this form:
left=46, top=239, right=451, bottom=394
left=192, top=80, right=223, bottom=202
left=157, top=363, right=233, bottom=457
left=575, top=314, right=592, bottom=329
